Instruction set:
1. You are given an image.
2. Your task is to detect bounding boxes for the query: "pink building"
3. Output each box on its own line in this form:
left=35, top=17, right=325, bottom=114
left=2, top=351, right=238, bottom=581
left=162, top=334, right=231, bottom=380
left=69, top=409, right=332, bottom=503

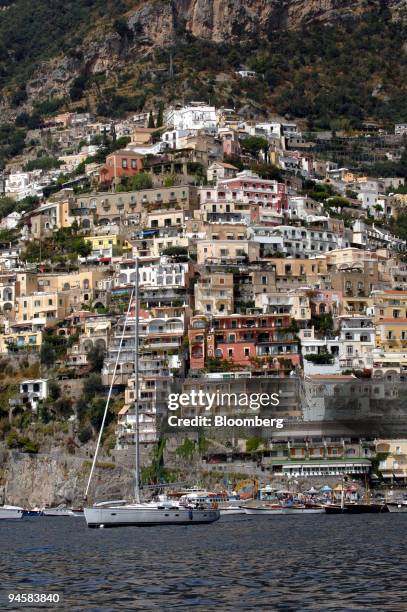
left=189, top=314, right=300, bottom=374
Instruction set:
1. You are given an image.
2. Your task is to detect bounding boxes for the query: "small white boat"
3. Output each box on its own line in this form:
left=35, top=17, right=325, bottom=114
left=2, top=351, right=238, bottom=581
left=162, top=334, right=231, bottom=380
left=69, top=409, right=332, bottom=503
left=219, top=506, right=247, bottom=516
left=0, top=505, right=23, bottom=520
left=245, top=505, right=325, bottom=515
left=85, top=500, right=219, bottom=527
left=387, top=501, right=407, bottom=513
left=42, top=504, right=75, bottom=517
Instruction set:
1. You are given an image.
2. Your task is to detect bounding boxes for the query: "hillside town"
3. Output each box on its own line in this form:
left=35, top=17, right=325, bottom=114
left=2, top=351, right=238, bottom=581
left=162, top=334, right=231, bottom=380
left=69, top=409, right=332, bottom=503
left=1, top=102, right=407, bottom=486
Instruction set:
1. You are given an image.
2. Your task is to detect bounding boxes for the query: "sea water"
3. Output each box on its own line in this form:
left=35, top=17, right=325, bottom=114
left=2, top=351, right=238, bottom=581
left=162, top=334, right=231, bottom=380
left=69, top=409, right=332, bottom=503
left=0, top=514, right=406, bottom=610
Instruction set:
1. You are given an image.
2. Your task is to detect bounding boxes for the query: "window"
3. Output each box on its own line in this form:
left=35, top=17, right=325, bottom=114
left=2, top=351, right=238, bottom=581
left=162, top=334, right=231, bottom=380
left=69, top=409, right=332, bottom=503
left=48, top=299, right=53, bottom=306
left=347, top=346, right=353, bottom=355
left=122, top=159, right=128, bottom=168
left=244, top=347, right=250, bottom=357
left=228, top=348, right=233, bottom=358
left=131, top=159, right=137, bottom=169
left=262, top=276, right=267, bottom=285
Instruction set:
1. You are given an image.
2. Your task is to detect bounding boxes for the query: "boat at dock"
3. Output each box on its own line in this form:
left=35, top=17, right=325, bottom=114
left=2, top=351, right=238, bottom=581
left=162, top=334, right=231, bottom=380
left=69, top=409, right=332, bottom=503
left=219, top=506, right=247, bottom=516
left=0, top=505, right=23, bottom=520
left=42, top=504, right=76, bottom=517
left=387, top=501, right=407, bottom=513
left=245, top=505, right=325, bottom=515
left=325, top=502, right=388, bottom=514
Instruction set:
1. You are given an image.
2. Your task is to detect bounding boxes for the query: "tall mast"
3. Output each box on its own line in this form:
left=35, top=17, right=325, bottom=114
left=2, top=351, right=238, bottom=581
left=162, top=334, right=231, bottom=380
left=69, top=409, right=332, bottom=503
left=134, top=257, right=141, bottom=503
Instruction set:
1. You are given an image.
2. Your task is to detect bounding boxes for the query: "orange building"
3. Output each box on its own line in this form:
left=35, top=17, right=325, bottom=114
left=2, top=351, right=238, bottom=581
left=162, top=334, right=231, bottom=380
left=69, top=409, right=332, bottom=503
left=99, top=150, right=143, bottom=184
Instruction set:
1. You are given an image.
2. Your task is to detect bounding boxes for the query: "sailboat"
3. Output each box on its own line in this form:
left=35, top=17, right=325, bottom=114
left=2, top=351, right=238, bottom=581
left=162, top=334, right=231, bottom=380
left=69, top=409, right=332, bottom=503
left=84, top=258, right=220, bottom=528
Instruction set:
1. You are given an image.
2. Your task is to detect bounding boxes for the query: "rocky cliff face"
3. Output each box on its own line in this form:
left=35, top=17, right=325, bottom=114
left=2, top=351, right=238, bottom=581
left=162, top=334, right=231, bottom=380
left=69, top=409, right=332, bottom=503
left=0, top=450, right=134, bottom=507
left=127, top=0, right=401, bottom=44
left=129, top=0, right=368, bottom=45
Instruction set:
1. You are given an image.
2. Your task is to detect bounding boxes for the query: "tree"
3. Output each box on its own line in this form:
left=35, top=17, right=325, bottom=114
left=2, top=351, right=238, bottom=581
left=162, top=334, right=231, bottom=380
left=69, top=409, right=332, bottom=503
left=304, top=352, right=334, bottom=365
left=242, top=136, right=269, bottom=160
left=251, top=163, right=282, bottom=181
left=128, top=172, right=153, bottom=191
left=48, top=380, right=61, bottom=401
left=83, top=373, right=103, bottom=401
left=88, top=345, right=105, bottom=372
left=156, top=103, right=164, bottom=128
left=311, top=313, right=334, bottom=336
left=40, top=343, right=56, bottom=369
left=148, top=111, right=155, bottom=128
left=0, top=197, right=15, bottom=220
left=78, top=425, right=92, bottom=444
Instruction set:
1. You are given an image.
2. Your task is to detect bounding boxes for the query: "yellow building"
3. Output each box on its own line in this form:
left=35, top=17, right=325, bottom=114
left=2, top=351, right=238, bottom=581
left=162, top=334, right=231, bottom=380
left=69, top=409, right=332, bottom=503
left=371, top=290, right=407, bottom=322
left=376, top=440, right=407, bottom=482
left=375, top=318, right=407, bottom=352
left=15, top=291, right=71, bottom=326
left=0, top=325, right=42, bottom=353
left=87, top=234, right=132, bottom=257
left=196, top=239, right=260, bottom=265
left=194, top=273, right=234, bottom=315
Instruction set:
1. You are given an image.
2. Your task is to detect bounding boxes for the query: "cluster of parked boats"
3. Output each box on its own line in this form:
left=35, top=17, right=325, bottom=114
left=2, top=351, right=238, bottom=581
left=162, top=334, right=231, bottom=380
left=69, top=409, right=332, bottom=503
left=2, top=489, right=407, bottom=524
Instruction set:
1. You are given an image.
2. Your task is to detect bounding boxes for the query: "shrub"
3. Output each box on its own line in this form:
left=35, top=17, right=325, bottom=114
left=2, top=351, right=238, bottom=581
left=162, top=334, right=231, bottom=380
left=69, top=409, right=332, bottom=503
left=78, top=426, right=92, bottom=444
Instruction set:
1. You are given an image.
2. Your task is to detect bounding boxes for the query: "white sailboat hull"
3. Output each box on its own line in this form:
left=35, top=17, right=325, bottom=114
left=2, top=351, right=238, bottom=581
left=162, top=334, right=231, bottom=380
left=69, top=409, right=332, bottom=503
left=84, top=505, right=220, bottom=527
left=0, top=505, right=23, bottom=520
left=245, top=507, right=325, bottom=515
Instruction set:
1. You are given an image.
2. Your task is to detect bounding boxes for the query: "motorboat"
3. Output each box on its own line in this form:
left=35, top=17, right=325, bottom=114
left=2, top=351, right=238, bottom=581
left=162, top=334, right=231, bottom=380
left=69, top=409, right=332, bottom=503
left=0, top=505, right=23, bottom=520
left=387, top=500, right=407, bottom=513
left=42, top=504, right=75, bottom=517
left=219, top=506, right=247, bottom=517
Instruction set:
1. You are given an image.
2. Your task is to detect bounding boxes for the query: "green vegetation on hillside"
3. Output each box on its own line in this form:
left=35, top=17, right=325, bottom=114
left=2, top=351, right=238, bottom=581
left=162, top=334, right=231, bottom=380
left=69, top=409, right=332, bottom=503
left=0, top=3, right=406, bottom=130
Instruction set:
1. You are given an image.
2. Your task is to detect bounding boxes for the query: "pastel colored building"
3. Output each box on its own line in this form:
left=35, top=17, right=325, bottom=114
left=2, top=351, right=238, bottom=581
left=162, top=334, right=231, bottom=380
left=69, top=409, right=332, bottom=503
left=188, top=314, right=300, bottom=374
left=99, top=150, right=143, bottom=184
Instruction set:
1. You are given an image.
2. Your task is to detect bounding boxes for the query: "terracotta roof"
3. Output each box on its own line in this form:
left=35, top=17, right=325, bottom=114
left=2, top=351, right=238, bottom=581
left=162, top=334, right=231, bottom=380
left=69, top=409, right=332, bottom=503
left=215, top=162, right=238, bottom=170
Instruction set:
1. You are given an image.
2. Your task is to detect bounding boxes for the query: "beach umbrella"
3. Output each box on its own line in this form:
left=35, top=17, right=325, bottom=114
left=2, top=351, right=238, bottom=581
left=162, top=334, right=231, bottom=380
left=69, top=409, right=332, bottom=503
left=305, top=486, right=318, bottom=495
left=320, top=485, right=332, bottom=492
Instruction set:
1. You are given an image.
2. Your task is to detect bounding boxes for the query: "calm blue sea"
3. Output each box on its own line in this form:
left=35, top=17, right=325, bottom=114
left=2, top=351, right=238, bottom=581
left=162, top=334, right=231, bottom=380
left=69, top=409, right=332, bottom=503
left=0, top=514, right=406, bottom=611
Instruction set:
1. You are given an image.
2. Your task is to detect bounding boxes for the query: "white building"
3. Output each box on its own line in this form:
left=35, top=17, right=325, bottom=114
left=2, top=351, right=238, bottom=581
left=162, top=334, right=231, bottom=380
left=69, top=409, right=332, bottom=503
left=5, top=172, right=44, bottom=201
left=165, top=103, right=217, bottom=132
left=0, top=211, right=22, bottom=230
left=19, top=379, right=48, bottom=412
left=300, top=327, right=341, bottom=375
left=338, top=315, right=375, bottom=370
